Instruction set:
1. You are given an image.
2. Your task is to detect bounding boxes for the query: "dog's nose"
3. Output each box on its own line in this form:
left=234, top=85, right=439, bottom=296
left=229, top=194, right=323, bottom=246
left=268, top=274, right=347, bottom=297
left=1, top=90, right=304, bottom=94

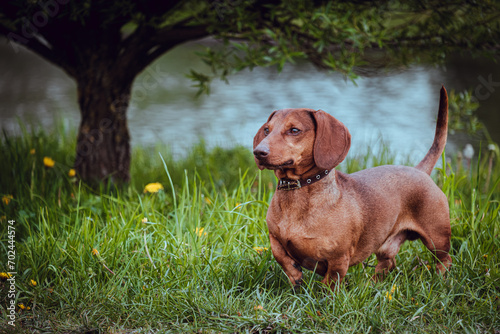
left=253, top=147, right=269, bottom=159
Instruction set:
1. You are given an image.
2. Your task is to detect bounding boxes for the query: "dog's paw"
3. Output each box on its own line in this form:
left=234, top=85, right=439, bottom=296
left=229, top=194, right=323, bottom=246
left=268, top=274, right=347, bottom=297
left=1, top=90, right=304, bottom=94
left=293, top=278, right=303, bottom=291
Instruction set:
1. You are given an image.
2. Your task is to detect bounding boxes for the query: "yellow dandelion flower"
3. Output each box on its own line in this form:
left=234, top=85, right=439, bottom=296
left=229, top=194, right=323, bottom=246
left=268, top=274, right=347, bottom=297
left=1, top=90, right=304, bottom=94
left=385, top=291, right=393, bottom=301
left=27, top=306, right=31, bottom=310
left=43, top=156, right=55, bottom=168
left=195, top=227, right=207, bottom=237
left=0, top=272, right=12, bottom=279
left=253, top=247, right=268, bottom=254
left=68, top=169, right=76, bottom=177
left=483, top=254, right=488, bottom=259
left=2, top=195, right=13, bottom=205
left=391, top=285, right=396, bottom=294
left=144, top=182, right=164, bottom=193
left=92, top=248, right=99, bottom=256
left=18, top=303, right=26, bottom=310
left=29, top=148, right=35, bottom=155
left=30, top=279, right=37, bottom=287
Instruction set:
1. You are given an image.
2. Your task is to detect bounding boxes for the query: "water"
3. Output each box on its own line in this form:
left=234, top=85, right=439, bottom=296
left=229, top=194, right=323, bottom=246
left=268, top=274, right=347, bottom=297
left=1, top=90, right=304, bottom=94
left=1, top=38, right=499, bottom=163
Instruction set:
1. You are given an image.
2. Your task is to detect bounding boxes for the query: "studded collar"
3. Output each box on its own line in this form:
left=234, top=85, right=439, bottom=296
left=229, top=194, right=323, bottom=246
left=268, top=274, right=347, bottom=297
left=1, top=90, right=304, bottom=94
left=277, top=170, right=332, bottom=191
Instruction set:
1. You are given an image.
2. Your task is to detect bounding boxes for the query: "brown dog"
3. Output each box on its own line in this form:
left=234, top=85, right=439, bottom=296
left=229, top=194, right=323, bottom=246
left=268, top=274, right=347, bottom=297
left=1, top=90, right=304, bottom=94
left=253, top=86, right=452, bottom=290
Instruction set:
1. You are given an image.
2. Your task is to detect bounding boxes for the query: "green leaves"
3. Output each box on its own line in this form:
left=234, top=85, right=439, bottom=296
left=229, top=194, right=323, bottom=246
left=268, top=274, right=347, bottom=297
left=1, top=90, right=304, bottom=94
left=448, top=89, right=482, bottom=136
left=181, top=0, right=500, bottom=95
left=186, top=69, right=212, bottom=96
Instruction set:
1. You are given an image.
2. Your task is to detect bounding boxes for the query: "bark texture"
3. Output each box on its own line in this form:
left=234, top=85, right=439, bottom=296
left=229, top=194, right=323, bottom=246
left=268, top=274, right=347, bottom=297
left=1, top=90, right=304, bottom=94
left=75, top=71, right=133, bottom=183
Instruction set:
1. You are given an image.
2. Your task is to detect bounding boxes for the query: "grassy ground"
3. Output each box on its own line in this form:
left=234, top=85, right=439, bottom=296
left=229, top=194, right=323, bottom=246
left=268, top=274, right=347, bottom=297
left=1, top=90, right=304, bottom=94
left=0, top=123, right=499, bottom=333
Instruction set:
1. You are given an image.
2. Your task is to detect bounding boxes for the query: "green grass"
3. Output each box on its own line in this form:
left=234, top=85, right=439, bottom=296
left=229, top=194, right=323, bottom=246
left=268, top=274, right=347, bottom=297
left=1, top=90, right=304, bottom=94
left=0, top=123, right=499, bottom=333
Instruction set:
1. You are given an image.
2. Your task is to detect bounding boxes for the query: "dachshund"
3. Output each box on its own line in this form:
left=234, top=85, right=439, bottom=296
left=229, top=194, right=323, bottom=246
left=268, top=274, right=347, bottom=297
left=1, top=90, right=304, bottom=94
left=253, top=86, right=452, bottom=289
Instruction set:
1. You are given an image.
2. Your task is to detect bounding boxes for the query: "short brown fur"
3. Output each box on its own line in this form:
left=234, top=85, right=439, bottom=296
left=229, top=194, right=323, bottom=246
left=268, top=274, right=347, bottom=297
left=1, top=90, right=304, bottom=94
left=253, top=87, right=452, bottom=290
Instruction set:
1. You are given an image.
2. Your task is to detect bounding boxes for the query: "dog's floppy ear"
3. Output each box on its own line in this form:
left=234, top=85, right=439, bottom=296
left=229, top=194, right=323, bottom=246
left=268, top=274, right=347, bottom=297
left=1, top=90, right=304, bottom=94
left=310, top=110, right=351, bottom=170
left=253, top=111, right=277, bottom=149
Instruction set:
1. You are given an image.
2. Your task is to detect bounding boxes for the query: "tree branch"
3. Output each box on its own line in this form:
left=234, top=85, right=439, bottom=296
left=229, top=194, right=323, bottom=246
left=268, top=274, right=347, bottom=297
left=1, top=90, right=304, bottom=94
left=119, top=24, right=210, bottom=77
left=142, top=25, right=211, bottom=71
left=0, top=23, right=77, bottom=78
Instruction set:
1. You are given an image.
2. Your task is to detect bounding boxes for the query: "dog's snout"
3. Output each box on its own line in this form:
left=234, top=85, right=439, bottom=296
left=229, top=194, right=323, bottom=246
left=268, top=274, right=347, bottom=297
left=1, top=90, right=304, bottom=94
left=253, top=146, right=269, bottom=159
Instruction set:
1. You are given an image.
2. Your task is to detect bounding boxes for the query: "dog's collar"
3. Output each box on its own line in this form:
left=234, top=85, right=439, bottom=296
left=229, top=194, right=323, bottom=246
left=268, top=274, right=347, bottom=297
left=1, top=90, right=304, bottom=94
left=277, top=170, right=332, bottom=191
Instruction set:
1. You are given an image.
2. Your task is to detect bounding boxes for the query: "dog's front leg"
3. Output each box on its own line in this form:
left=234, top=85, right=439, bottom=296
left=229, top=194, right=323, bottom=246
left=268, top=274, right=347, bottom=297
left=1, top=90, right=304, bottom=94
left=269, top=234, right=303, bottom=289
left=321, top=256, right=350, bottom=291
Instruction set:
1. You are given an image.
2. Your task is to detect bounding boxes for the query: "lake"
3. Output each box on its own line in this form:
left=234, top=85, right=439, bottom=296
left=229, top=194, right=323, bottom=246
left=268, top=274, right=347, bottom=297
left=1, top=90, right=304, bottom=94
left=1, top=37, right=499, bottom=163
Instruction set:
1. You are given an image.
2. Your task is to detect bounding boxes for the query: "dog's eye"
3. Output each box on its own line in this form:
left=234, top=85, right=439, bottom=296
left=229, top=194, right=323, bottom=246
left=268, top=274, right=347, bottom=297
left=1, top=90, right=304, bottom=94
left=290, top=128, right=301, bottom=135
left=264, top=128, right=270, bottom=136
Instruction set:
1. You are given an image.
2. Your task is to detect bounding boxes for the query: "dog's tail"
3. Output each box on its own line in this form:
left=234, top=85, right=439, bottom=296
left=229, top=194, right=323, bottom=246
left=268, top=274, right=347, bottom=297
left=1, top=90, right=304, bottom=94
left=415, top=86, right=448, bottom=175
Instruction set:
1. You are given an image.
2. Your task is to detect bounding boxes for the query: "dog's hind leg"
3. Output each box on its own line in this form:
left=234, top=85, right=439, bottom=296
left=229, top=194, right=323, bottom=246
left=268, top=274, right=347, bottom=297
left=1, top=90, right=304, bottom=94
left=373, top=230, right=408, bottom=281
left=418, top=229, right=452, bottom=274
left=414, top=199, right=452, bottom=274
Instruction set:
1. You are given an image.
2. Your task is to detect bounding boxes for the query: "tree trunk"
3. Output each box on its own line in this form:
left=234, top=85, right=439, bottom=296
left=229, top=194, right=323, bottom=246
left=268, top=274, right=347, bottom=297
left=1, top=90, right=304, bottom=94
left=74, top=70, right=133, bottom=185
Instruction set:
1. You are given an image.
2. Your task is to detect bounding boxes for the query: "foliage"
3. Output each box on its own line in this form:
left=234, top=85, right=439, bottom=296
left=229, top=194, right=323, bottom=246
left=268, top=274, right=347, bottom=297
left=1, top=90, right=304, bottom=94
left=192, top=0, right=500, bottom=94
left=448, top=89, right=482, bottom=136
left=0, top=0, right=498, bottom=91
left=0, top=125, right=499, bottom=333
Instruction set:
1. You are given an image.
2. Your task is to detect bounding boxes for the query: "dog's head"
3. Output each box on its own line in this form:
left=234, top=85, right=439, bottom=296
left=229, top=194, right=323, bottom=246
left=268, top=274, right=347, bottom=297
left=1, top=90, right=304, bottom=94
left=253, top=108, right=351, bottom=178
